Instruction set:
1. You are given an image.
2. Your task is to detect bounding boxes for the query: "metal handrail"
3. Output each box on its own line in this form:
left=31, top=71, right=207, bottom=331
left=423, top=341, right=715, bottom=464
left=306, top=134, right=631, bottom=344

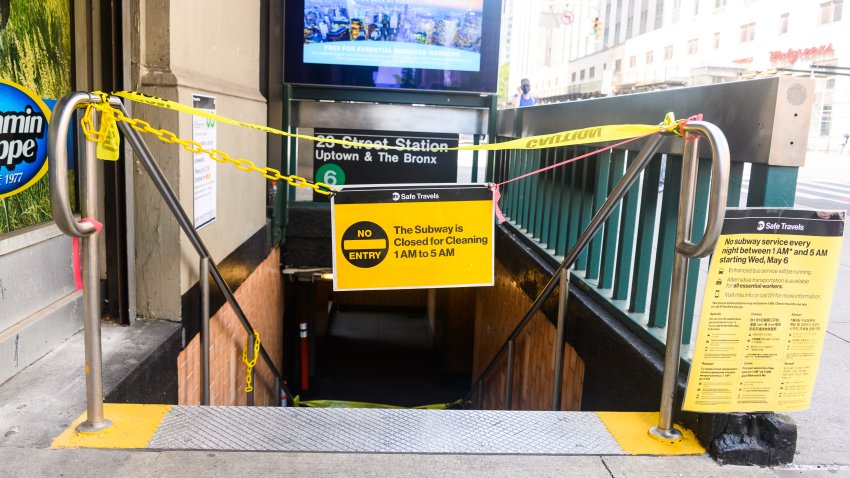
left=468, top=122, right=729, bottom=440
left=48, top=94, right=290, bottom=431
left=112, top=100, right=287, bottom=403
left=48, top=92, right=111, bottom=433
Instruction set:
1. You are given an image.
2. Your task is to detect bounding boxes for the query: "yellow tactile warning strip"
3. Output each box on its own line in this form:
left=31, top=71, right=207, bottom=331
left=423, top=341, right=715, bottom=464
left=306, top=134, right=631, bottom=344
left=596, top=411, right=706, bottom=455
left=51, top=405, right=706, bottom=456
left=51, top=404, right=171, bottom=449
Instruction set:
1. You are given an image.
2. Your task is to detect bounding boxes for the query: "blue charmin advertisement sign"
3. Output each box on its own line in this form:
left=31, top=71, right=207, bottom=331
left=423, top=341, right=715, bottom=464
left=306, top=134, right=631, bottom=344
left=0, top=79, right=51, bottom=199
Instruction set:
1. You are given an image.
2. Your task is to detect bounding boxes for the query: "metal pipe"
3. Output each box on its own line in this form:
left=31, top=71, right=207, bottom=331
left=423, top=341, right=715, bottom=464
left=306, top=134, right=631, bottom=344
left=48, top=92, right=101, bottom=238
left=200, top=256, right=210, bottom=406
left=504, top=340, right=514, bottom=410
left=275, top=376, right=283, bottom=406
left=477, top=383, right=483, bottom=409
left=649, top=136, right=699, bottom=441
left=650, top=123, right=730, bottom=440
left=551, top=268, right=570, bottom=410
left=674, top=122, right=730, bottom=257
left=467, top=133, right=666, bottom=400
left=114, top=104, right=284, bottom=383
left=248, top=332, right=255, bottom=406
left=75, top=110, right=111, bottom=433
left=471, top=134, right=480, bottom=183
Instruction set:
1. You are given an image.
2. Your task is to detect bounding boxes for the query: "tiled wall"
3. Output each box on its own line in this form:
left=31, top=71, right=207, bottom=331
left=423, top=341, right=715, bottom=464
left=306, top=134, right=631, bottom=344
left=473, top=261, right=584, bottom=410
left=177, top=248, right=284, bottom=406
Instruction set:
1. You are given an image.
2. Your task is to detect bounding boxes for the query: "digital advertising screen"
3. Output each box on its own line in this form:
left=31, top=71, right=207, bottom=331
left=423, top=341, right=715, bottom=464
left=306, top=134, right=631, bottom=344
left=285, top=0, right=500, bottom=93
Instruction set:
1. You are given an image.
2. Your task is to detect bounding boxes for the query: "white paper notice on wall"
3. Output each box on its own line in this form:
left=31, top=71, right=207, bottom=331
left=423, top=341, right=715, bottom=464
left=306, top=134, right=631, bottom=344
left=192, top=94, right=217, bottom=230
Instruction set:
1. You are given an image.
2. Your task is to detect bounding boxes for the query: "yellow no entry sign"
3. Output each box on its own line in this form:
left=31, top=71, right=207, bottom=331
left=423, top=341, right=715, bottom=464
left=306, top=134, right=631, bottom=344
left=331, top=184, right=495, bottom=291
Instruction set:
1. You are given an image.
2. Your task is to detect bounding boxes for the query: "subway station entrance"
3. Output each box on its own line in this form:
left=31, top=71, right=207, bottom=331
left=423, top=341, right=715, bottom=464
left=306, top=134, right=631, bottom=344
left=0, top=1, right=834, bottom=470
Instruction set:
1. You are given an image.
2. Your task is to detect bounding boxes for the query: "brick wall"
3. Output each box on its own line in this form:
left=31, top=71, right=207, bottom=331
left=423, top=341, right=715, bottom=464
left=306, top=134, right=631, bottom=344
left=177, top=248, right=284, bottom=406
left=473, top=261, right=584, bottom=410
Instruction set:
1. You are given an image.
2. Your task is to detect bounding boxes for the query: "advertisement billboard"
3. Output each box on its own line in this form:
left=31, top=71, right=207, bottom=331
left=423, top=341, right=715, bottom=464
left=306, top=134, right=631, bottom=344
left=285, top=0, right=500, bottom=92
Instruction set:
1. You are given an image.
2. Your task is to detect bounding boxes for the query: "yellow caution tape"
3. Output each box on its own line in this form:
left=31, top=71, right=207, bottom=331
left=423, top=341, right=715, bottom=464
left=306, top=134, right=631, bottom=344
left=83, top=90, right=695, bottom=195
left=108, top=90, right=685, bottom=151
left=292, top=396, right=463, bottom=410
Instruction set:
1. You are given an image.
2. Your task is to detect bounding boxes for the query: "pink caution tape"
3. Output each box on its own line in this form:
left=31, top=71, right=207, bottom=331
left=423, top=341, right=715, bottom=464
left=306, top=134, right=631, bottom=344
left=492, top=185, right=507, bottom=224
left=72, top=218, right=104, bottom=291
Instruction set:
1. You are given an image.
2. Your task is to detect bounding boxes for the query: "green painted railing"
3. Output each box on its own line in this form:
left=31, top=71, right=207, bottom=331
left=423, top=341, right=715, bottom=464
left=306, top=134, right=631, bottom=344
left=489, top=79, right=805, bottom=353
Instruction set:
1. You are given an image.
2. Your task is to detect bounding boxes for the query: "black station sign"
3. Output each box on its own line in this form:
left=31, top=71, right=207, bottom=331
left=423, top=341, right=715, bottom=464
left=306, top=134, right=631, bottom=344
left=312, top=128, right=458, bottom=201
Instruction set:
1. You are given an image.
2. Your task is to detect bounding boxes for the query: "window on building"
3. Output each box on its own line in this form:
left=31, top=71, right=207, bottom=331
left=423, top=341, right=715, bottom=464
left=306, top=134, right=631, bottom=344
left=688, top=38, right=698, bottom=55
left=693, top=0, right=699, bottom=16
left=627, top=17, right=634, bottom=38
left=820, top=1, right=843, bottom=24
left=629, top=55, right=636, bottom=68
left=604, top=2, right=612, bottom=45
left=740, top=22, right=755, bottom=42
left=615, top=21, right=622, bottom=42
left=615, top=59, right=622, bottom=72
left=673, top=0, right=681, bottom=23
left=580, top=69, right=586, bottom=80
left=646, top=50, right=654, bottom=64
left=640, top=10, right=648, bottom=34
left=779, top=13, right=789, bottom=34
left=656, top=0, right=665, bottom=29
left=826, top=78, right=836, bottom=90
left=713, top=32, right=720, bottom=49
left=715, top=0, right=726, bottom=8
left=572, top=72, right=577, bottom=82
left=664, top=45, right=673, bottom=60
left=590, top=67, right=596, bottom=78
left=820, top=105, right=832, bottom=136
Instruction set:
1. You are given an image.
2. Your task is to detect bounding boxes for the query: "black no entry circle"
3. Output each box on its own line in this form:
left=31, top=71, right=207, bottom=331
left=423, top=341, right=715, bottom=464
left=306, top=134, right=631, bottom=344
left=341, top=221, right=389, bottom=268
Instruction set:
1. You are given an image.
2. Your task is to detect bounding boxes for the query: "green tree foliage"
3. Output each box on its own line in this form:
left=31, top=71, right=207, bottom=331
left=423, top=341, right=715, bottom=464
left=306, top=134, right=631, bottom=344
left=497, top=62, right=510, bottom=105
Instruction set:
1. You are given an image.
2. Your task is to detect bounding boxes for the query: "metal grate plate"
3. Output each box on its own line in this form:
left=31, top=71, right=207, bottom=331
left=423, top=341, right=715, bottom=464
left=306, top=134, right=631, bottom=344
left=148, top=407, right=625, bottom=455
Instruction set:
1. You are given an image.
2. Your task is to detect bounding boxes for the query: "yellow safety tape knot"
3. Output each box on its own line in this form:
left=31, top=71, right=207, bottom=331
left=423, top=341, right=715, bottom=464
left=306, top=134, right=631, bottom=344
left=242, top=331, right=261, bottom=393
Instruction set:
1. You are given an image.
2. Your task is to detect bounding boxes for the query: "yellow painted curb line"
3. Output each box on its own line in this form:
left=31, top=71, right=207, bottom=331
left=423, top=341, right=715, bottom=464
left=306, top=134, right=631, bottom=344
left=51, top=404, right=172, bottom=449
left=596, top=412, right=706, bottom=455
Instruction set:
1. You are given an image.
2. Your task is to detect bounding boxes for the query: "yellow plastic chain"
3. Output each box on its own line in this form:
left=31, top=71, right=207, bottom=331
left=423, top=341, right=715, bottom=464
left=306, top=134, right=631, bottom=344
left=80, top=98, right=335, bottom=196
left=80, top=90, right=698, bottom=196
left=242, top=331, right=261, bottom=393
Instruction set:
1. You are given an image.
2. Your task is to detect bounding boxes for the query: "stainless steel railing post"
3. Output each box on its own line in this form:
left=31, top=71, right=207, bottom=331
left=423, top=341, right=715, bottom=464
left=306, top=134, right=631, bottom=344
left=247, top=332, right=256, bottom=406
left=504, top=340, right=514, bottom=410
left=200, top=256, right=210, bottom=406
left=650, top=122, right=729, bottom=441
left=551, top=268, right=570, bottom=410
left=48, top=92, right=112, bottom=433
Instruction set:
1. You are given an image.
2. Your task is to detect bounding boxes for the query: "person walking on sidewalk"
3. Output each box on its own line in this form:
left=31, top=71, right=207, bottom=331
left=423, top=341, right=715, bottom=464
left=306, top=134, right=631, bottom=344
left=512, top=78, right=538, bottom=108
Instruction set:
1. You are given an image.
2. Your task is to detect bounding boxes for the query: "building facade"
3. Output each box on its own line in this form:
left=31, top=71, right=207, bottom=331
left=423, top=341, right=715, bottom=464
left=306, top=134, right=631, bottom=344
left=507, top=0, right=848, bottom=151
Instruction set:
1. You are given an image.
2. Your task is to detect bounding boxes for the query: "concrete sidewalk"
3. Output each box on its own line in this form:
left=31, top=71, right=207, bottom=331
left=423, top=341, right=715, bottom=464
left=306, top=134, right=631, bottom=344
left=786, top=153, right=850, bottom=470
left=0, top=320, right=846, bottom=477
left=0, top=448, right=798, bottom=478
